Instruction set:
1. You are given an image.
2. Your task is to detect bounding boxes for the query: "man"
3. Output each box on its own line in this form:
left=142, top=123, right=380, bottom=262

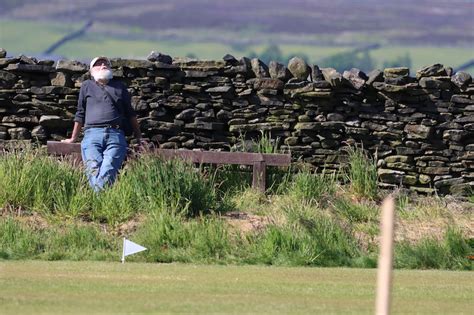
left=62, top=56, right=143, bottom=192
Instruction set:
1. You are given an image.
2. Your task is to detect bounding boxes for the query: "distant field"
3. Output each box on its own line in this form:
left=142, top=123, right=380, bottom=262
left=1, top=18, right=473, bottom=73
left=0, top=261, right=472, bottom=314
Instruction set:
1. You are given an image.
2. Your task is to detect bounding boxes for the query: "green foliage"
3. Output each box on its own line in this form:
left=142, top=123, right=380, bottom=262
left=123, top=155, right=217, bottom=217
left=395, top=227, right=473, bottom=270
left=0, top=217, right=116, bottom=260
left=0, top=147, right=471, bottom=270
left=247, top=202, right=360, bottom=266
left=0, top=217, right=43, bottom=259
left=0, top=148, right=90, bottom=218
left=135, top=211, right=232, bottom=264
left=344, top=146, right=378, bottom=200
left=288, top=169, right=337, bottom=206
left=333, top=198, right=379, bottom=223
left=44, top=224, right=116, bottom=261
left=232, top=131, right=281, bottom=154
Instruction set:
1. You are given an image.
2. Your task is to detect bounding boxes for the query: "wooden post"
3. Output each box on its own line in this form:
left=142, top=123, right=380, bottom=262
left=375, top=196, right=395, bottom=315
left=252, top=159, right=266, bottom=192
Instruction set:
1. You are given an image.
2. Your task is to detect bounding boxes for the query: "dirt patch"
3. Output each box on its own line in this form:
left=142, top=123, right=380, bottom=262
left=222, top=211, right=272, bottom=235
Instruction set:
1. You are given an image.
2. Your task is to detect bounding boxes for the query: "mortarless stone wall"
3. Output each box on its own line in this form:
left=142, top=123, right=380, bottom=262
left=0, top=48, right=473, bottom=194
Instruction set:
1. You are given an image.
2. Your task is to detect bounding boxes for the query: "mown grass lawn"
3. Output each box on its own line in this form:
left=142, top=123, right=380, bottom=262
left=0, top=260, right=472, bottom=314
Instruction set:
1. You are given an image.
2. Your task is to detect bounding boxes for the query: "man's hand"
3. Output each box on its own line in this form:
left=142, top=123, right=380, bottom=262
left=61, top=138, right=76, bottom=143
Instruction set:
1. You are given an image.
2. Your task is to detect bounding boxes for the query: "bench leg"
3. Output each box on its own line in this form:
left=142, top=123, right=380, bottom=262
left=252, top=161, right=266, bottom=193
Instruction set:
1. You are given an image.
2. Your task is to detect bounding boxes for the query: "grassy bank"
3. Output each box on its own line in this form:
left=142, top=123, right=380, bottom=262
left=0, top=147, right=472, bottom=270
left=1, top=260, right=473, bottom=314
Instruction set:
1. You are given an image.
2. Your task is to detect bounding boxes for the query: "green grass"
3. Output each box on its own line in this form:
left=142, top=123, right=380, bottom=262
left=1, top=147, right=472, bottom=269
left=344, top=146, right=378, bottom=200
left=0, top=260, right=473, bottom=315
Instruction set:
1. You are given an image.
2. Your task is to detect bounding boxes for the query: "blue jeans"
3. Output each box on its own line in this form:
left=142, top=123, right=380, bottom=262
left=81, top=127, right=127, bottom=192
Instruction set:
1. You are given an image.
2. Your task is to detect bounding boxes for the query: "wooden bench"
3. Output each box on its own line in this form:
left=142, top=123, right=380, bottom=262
left=46, top=141, right=291, bottom=192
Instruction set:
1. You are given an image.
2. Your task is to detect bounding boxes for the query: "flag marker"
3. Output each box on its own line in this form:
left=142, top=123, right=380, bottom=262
left=121, top=238, right=147, bottom=263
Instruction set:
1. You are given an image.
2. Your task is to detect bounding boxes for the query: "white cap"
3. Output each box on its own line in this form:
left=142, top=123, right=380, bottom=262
left=90, top=56, right=111, bottom=69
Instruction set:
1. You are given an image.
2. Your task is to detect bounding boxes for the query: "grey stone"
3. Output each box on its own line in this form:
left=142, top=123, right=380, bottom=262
left=419, top=77, right=450, bottom=89
left=321, top=67, right=343, bottom=87
left=378, top=169, right=405, bottom=184
left=0, top=71, right=17, bottom=88
left=287, top=57, right=309, bottom=80
left=205, top=86, right=234, bottom=93
left=50, top=72, right=72, bottom=87
left=173, top=58, right=226, bottom=70
left=384, top=155, right=412, bottom=163
left=216, top=110, right=232, bottom=120
left=366, top=69, right=384, bottom=85
left=269, top=61, right=291, bottom=81
left=342, top=68, right=367, bottom=90
left=8, top=127, right=30, bottom=140
left=2, top=115, right=38, bottom=125
left=311, top=65, right=324, bottom=81
left=147, top=51, right=172, bottom=64
left=111, top=58, right=154, bottom=69
left=404, top=124, right=433, bottom=139
left=251, top=58, right=270, bottom=78
left=31, top=125, right=47, bottom=140
left=222, top=54, right=239, bottom=65
left=294, top=122, right=344, bottom=131
left=176, top=109, right=199, bottom=121
left=30, top=86, right=75, bottom=95
left=451, top=71, right=472, bottom=90
left=0, top=48, right=6, bottom=58
left=39, top=115, right=71, bottom=128
left=443, top=130, right=468, bottom=142
left=6, top=63, right=54, bottom=73
left=384, top=67, right=409, bottom=78
left=247, top=78, right=284, bottom=90
left=55, top=60, right=88, bottom=72
left=327, top=113, right=344, bottom=121
left=416, top=64, right=447, bottom=79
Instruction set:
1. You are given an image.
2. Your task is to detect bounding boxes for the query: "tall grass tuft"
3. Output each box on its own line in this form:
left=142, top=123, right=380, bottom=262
left=0, top=217, right=43, bottom=259
left=44, top=224, right=117, bottom=261
left=333, top=198, right=379, bottom=223
left=134, top=210, right=232, bottom=263
left=0, top=148, right=89, bottom=217
left=344, top=146, right=378, bottom=200
left=246, top=202, right=360, bottom=266
left=395, top=227, right=473, bottom=270
left=120, top=154, right=217, bottom=217
left=0, top=217, right=116, bottom=261
left=232, top=130, right=281, bottom=154
left=288, top=169, right=337, bottom=206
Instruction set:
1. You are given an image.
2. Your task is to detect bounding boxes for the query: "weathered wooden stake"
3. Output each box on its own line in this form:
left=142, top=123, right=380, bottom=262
left=375, top=196, right=395, bottom=315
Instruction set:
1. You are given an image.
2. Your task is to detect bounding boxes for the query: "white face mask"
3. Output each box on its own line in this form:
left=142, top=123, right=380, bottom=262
left=91, top=68, right=113, bottom=81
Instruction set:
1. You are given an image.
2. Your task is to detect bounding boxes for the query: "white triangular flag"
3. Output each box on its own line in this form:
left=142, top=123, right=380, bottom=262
left=121, top=238, right=147, bottom=263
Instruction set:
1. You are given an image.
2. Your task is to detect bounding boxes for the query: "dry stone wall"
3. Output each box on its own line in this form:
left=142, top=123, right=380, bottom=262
left=0, top=48, right=473, bottom=195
